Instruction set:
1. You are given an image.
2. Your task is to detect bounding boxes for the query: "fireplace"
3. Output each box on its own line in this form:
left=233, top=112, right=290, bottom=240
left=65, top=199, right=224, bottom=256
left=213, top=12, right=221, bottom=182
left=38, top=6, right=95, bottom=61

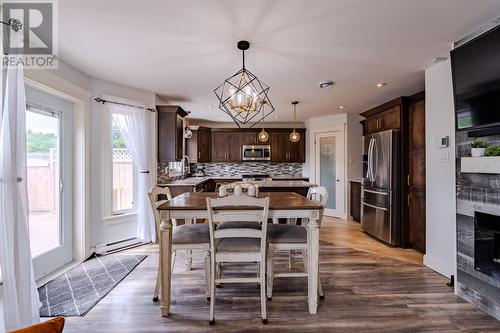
left=474, top=211, right=500, bottom=280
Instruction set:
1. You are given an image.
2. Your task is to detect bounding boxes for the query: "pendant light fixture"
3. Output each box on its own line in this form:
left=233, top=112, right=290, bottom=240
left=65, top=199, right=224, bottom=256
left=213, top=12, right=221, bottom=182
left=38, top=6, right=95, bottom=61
left=214, top=40, right=275, bottom=128
left=290, top=101, right=301, bottom=143
left=184, top=112, right=193, bottom=139
left=258, top=102, right=269, bottom=142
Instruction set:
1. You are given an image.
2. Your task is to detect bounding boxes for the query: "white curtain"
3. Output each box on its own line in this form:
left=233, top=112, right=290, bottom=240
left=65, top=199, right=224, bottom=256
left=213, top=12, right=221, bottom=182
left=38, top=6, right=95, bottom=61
left=109, top=104, right=155, bottom=243
left=0, top=64, right=41, bottom=331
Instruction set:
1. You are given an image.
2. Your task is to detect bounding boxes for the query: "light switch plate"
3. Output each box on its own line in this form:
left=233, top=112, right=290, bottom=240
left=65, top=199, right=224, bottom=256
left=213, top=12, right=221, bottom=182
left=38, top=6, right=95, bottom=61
left=439, top=150, right=449, bottom=162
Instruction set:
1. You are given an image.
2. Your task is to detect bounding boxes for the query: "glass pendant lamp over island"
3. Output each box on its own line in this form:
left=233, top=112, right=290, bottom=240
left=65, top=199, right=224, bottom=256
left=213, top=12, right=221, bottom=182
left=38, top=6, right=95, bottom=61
left=290, top=101, right=301, bottom=142
left=258, top=102, right=269, bottom=142
left=214, top=40, right=275, bottom=128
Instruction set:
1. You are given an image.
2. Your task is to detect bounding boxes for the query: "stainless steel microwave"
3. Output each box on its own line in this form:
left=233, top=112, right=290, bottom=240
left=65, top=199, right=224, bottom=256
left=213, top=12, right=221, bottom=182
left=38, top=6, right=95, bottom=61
left=242, top=145, right=271, bottom=161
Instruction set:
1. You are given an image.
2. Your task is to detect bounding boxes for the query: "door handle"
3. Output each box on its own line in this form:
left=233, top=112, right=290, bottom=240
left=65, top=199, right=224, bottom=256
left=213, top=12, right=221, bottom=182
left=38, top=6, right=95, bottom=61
left=362, top=201, right=388, bottom=211
left=198, top=151, right=201, bottom=159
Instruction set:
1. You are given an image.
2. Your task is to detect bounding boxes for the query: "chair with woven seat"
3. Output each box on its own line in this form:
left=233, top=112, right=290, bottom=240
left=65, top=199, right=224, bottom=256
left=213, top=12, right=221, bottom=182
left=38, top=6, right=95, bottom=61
left=148, top=186, right=210, bottom=303
left=266, top=186, right=328, bottom=301
left=206, top=195, right=270, bottom=325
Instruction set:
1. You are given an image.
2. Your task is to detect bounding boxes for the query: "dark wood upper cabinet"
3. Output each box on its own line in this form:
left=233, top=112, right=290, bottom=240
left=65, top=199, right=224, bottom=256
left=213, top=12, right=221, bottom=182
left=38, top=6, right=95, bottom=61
left=186, top=126, right=211, bottom=163
left=362, top=102, right=402, bottom=134
left=157, top=105, right=187, bottom=162
left=209, top=128, right=305, bottom=163
left=270, top=129, right=306, bottom=163
left=240, top=131, right=258, bottom=145
left=211, top=131, right=242, bottom=162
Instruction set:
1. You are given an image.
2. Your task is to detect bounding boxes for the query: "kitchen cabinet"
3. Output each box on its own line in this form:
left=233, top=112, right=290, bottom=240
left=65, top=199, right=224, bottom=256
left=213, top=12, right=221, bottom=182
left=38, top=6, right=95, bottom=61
left=408, top=94, right=426, bottom=253
left=240, top=131, right=258, bottom=145
left=270, top=129, right=306, bottom=163
left=361, top=102, right=404, bottom=134
left=360, top=93, right=426, bottom=253
left=211, top=131, right=242, bottom=162
left=186, top=126, right=211, bottom=162
left=157, top=105, right=187, bottom=162
left=350, top=181, right=361, bottom=222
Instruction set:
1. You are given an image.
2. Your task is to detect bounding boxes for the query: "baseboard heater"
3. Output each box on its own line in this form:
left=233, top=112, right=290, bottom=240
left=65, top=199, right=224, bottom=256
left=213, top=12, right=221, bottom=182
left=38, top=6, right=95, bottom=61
left=95, top=237, right=145, bottom=255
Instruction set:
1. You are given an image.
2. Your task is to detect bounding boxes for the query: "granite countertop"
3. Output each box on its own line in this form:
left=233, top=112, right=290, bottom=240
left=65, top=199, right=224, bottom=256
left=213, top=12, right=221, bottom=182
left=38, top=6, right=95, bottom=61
left=230, top=179, right=314, bottom=188
left=158, top=176, right=311, bottom=187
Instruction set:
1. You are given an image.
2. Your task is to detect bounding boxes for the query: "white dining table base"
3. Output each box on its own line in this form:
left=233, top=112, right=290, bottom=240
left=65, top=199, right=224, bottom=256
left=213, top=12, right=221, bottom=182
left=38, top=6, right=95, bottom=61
left=159, top=208, right=321, bottom=317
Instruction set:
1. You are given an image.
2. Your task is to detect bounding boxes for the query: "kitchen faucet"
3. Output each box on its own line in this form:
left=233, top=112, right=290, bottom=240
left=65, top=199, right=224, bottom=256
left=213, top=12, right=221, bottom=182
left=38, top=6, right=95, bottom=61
left=182, top=155, right=190, bottom=176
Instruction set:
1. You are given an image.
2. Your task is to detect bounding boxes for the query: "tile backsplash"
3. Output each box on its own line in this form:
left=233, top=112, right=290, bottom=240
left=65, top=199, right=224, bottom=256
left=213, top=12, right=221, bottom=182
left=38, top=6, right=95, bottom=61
left=157, top=162, right=304, bottom=183
left=193, top=162, right=303, bottom=177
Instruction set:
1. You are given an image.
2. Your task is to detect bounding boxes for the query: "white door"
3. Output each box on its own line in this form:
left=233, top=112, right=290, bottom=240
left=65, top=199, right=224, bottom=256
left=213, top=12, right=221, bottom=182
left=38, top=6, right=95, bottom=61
left=315, top=131, right=345, bottom=218
left=25, top=86, right=73, bottom=279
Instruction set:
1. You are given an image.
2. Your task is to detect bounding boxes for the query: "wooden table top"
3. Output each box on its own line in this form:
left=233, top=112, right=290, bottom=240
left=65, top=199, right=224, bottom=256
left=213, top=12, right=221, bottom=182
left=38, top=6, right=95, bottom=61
left=157, top=192, right=323, bottom=211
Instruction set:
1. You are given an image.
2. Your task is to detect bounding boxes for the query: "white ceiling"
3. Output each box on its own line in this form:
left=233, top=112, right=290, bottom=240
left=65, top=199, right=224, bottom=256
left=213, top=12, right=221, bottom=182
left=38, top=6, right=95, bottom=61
left=59, top=0, right=500, bottom=122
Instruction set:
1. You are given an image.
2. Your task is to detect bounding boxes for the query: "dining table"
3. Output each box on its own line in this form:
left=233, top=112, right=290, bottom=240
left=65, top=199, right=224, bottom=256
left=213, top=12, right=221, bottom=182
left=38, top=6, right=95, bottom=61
left=156, top=191, right=324, bottom=317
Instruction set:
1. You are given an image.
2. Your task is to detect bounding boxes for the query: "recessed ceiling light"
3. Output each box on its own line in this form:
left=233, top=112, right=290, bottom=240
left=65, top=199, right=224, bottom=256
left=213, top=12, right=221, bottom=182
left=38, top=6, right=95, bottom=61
left=207, top=104, right=214, bottom=108
left=374, top=82, right=387, bottom=88
left=431, top=57, right=447, bottom=63
left=339, top=105, right=346, bottom=109
left=319, top=80, right=334, bottom=88
left=274, top=115, right=280, bottom=119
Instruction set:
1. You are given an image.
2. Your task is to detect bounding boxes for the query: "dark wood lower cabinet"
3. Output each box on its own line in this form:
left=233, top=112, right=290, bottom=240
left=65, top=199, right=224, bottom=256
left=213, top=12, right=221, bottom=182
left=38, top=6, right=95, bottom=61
left=408, top=189, right=426, bottom=252
left=408, top=94, right=426, bottom=253
left=350, top=181, right=361, bottom=222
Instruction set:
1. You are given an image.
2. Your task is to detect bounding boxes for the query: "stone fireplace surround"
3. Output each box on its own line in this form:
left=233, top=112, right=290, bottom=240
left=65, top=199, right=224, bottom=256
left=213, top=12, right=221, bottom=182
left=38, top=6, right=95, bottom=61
left=456, top=131, right=500, bottom=319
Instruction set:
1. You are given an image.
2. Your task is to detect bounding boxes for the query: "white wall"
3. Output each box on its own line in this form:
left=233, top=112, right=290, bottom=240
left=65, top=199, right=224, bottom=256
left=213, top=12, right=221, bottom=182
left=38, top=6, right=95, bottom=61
left=25, top=60, right=157, bottom=253
left=305, top=113, right=363, bottom=218
left=424, top=58, right=457, bottom=278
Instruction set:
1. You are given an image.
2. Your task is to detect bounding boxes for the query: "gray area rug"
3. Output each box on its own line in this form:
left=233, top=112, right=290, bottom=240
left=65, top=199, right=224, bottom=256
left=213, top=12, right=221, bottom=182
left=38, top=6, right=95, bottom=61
left=38, top=254, right=146, bottom=317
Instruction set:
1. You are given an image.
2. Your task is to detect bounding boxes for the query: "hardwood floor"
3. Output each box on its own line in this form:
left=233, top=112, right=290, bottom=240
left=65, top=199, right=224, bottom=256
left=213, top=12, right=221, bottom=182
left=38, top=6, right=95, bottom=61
left=320, top=217, right=423, bottom=265
left=62, top=222, right=500, bottom=332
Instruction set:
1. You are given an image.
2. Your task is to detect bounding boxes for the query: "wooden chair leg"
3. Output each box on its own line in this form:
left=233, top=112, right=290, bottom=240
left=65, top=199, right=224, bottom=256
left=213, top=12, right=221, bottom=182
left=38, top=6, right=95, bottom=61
left=266, top=246, right=274, bottom=300
left=318, top=275, right=324, bottom=299
left=209, top=256, right=216, bottom=325
left=153, top=252, right=162, bottom=302
left=171, top=250, right=177, bottom=272
left=204, top=250, right=211, bottom=300
left=260, top=260, right=267, bottom=324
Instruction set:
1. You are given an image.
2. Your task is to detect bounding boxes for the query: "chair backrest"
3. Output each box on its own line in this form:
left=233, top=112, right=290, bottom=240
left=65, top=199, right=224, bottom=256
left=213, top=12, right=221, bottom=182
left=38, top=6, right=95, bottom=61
left=307, top=186, right=329, bottom=207
left=148, top=187, right=175, bottom=236
left=206, top=195, right=269, bottom=255
left=307, top=186, right=329, bottom=223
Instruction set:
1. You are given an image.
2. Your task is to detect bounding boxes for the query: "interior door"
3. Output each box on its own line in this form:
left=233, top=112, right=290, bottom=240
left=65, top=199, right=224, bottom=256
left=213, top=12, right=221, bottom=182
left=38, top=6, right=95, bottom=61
left=315, top=131, right=345, bottom=217
left=25, top=86, right=73, bottom=280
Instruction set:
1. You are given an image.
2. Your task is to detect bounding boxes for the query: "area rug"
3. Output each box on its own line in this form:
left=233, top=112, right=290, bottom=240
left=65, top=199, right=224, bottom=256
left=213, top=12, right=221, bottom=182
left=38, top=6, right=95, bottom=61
left=38, top=254, right=146, bottom=317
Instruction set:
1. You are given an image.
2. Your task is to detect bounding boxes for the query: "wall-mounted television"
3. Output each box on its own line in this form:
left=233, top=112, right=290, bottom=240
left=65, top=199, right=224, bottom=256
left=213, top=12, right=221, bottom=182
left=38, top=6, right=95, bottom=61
left=451, top=25, right=500, bottom=133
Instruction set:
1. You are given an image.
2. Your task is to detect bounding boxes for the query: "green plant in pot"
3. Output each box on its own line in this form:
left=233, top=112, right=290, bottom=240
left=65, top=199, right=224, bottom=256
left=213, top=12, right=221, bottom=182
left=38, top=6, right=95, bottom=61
left=470, top=138, right=487, bottom=157
left=485, top=144, right=500, bottom=157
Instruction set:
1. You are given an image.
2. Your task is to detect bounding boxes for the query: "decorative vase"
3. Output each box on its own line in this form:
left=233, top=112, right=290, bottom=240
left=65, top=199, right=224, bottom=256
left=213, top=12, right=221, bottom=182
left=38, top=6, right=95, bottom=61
left=471, top=148, right=485, bottom=157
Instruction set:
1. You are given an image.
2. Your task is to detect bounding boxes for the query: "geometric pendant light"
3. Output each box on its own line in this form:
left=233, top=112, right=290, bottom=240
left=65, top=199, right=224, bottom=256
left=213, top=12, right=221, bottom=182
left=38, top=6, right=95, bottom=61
left=214, top=40, right=275, bottom=128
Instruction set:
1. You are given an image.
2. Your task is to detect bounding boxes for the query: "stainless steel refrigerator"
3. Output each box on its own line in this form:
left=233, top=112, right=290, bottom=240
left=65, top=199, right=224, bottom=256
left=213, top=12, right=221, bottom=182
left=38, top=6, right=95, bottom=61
left=361, top=129, right=401, bottom=246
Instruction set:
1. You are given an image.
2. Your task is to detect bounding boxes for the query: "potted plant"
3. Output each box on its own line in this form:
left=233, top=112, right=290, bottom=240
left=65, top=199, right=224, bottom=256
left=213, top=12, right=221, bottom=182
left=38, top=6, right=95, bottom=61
left=485, top=144, right=500, bottom=157
left=470, top=138, right=487, bottom=157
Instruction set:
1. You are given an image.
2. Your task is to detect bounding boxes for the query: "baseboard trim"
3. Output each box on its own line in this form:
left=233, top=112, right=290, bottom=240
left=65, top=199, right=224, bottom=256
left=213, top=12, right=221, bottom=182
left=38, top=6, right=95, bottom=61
left=423, top=254, right=454, bottom=278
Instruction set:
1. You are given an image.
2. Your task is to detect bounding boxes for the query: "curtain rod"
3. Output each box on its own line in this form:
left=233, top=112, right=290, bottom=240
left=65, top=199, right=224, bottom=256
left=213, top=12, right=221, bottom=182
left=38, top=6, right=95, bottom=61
left=94, top=97, right=156, bottom=113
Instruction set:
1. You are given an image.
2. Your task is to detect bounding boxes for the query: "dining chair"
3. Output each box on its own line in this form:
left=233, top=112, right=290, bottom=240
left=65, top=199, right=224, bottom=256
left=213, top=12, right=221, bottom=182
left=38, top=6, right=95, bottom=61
left=266, top=186, right=328, bottom=301
left=148, top=186, right=211, bottom=303
left=206, top=195, right=270, bottom=325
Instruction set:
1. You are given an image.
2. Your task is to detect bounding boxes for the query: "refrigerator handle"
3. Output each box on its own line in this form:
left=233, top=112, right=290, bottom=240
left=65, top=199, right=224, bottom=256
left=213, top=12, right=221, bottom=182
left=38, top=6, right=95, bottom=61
left=366, top=138, right=373, bottom=181
left=372, top=138, right=378, bottom=182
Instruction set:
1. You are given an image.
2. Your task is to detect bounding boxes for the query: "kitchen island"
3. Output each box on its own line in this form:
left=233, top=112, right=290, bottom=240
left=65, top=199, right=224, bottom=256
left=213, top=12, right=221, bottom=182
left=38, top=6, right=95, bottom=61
left=158, top=176, right=314, bottom=197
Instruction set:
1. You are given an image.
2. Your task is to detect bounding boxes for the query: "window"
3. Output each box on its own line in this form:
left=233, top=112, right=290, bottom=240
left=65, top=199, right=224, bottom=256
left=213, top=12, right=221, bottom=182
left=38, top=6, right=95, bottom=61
left=111, top=122, right=136, bottom=214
